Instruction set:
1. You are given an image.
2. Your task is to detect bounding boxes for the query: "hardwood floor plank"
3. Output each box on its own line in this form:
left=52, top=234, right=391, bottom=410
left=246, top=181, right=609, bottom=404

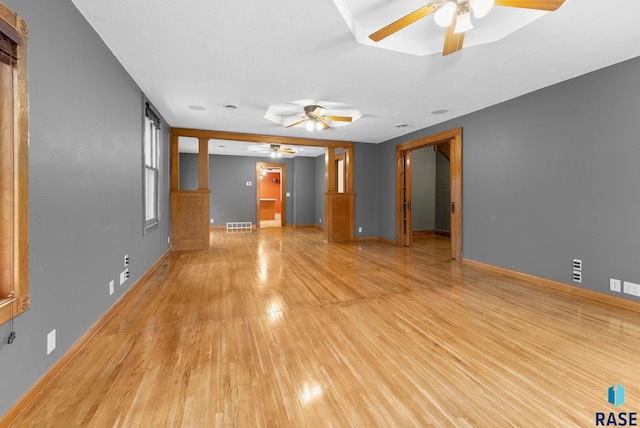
left=6, top=229, right=640, bottom=426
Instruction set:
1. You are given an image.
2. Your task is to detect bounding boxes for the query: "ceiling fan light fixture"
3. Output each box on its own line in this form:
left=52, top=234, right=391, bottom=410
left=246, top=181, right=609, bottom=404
left=453, top=11, right=473, bottom=34
left=306, top=121, right=315, bottom=132
left=470, top=0, right=494, bottom=18
left=434, top=1, right=457, bottom=28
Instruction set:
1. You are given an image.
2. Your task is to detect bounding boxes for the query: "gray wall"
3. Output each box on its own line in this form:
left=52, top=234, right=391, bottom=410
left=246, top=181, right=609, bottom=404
left=315, top=154, right=325, bottom=227
left=291, top=157, right=316, bottom=225
left=354, top=142, right=379, bottom=238
left=412, top=147, right=437, bottom=231
left=181, top=146, right=377, bottom=232
left=177, top=154, right=319, bottom=227
left=435, top=150, right=450, bottom=232
left=377, top=56, right=640, bottom=301
left=209, top=155, right=293, bottom=225
left=0, top=0, right=171, bottom=415
left=179, top=153, right=199, bottom=191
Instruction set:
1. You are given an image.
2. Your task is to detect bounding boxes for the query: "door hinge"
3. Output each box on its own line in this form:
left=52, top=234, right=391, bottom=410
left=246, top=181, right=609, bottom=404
left=451, top=201, right=455, bottom=214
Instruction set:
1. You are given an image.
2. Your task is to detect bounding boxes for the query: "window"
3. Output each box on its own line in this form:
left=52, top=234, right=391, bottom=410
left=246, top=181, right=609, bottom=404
left=143, top=102, right=160, bottom=233
left=0, top=2, right=29, bottom=327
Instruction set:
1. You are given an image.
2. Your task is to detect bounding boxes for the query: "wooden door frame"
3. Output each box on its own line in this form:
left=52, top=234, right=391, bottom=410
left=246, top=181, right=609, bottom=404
left=396, top=127, right=463, bottom=260
left=255, top=162, right=286, bottom=228
left=398, top=150, right=413, bottom=247
left=170, top=128, right=355, bottom=243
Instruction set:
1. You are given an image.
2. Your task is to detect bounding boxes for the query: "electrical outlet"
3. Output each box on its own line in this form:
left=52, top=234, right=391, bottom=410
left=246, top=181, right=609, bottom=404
left=168, top=237, right=171, bottom=245
left=109, top=280, right=115, bottom=295
left=124, top=254, right=129, bottom=267
left=573, top=259, right=582, bottom=271
left=610, top=279, right=621, bottom=293
left=246, top=181, right=252, bottom=186
left=623, top=281, right=640, bottom=297
left=319, top=218, right=322, bottom=224
left=119, top=271, right=126, bottom=285
left=572, top=270, right=582, bottom=283
left=358, top=226, right=363, bottom=233
left=125, top=268, right=130, bottom=280
left=210, top=219, right=214, bottom=224
left=47, top=329, right=56, bottom=355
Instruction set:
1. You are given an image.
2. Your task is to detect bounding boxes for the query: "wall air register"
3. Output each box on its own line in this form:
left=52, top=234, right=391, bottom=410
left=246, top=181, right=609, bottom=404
left=226, top=222, right=252, bottom=232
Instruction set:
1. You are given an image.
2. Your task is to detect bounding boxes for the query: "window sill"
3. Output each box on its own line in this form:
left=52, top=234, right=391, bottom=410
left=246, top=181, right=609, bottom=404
left=144, top=220, right=159, bottom=235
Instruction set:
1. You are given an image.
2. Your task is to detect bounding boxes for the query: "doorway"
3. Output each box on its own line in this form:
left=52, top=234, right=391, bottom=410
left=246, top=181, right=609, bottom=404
left=255, top=162, right=286, bottom=229
left=396, top=128, right=462, bottom=260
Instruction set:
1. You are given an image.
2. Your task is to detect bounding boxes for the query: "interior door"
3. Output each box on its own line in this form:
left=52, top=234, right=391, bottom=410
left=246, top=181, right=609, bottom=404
left=401, top=150, right=412, bottom=246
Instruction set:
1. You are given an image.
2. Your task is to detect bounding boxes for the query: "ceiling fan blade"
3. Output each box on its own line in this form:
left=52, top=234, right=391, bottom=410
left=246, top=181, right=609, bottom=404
left=442, top=16, right=464, bottom=56
left=280, top=148, right=296, bottom=154
left=369, top=4, right=437, bottom=42
left=318, top=120, right=330, bottom=130
left=494, top=0, right=564, bottom=11
left=324, top=116, right=352, bottom=122
left=285, top=119, right=306, bottom=128
left=311, top=107, right=327, bottom=118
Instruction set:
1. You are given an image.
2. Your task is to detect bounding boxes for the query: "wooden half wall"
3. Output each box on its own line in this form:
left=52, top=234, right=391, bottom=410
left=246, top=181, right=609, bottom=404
left=170, top=128, right=356, bottom=246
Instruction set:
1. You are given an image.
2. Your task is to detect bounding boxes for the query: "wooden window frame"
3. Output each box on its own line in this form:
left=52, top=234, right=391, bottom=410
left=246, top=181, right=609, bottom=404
left=0, top=2, right=29, bottom=326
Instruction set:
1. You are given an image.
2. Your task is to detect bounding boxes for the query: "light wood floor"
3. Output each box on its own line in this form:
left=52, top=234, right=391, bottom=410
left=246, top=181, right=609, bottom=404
left=260, top=213, right=281, bottom=228
left=8, top=229, right=640, bottom=427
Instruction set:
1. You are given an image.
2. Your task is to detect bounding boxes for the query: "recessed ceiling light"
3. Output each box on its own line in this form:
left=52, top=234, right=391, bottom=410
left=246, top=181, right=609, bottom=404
left=431, top=109, right=448, bottom=115
left=218, top=145, right=226, bottom=148
left=395, top=123, right=409, bottom=128
left=224, top=104, right=238, bottom=109
left=189, top=105, right=206, bottom=111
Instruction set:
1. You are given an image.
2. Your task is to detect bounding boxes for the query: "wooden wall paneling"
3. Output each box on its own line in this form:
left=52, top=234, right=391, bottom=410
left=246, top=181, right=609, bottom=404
left=170, top=131, right=179, bottom=190
left=324, top=193, right=354, bottom=242
left=171, top=190, right=210, bottom=250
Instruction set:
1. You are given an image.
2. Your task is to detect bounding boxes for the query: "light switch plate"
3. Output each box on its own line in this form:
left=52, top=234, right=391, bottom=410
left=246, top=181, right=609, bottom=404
left=47, top=329, right=56, bottom=355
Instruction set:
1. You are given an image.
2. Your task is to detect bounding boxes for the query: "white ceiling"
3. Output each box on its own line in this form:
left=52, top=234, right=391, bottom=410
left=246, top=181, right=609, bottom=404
left=71, top=0, right=640, bottom=154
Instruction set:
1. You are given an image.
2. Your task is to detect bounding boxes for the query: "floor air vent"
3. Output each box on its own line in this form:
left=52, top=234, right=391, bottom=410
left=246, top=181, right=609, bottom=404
left=226, top=222, right=252, bottom=232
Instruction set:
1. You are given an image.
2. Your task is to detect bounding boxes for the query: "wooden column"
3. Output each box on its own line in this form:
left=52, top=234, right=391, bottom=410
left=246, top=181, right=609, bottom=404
left=198, top=137, right=209, bottom=190
left=170, top=133, right=210, bottom=250
left=324, top=147, right=354, bottom=242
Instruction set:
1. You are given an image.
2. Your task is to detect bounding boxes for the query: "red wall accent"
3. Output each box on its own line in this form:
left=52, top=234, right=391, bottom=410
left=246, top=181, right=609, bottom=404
left=260, top=172, right=281, bottom=213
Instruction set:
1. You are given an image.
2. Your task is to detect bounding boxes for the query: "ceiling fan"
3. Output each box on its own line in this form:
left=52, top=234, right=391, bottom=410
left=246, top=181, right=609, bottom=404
left=248, top=143, right=298, bottom=158
left=369, top=0, right=565, bottom=56
left=282, top=105, right=353, bottom=132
